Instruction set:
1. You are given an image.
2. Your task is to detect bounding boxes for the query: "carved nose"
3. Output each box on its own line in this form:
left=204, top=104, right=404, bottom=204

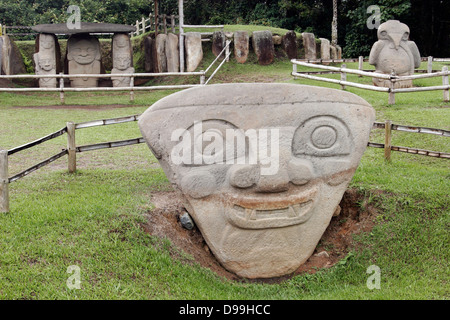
left=256, top=168, right=290, bottom=193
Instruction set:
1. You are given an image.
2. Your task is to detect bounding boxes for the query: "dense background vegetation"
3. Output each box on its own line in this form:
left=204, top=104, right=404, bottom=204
left=0, top=0, right=449, bottom=57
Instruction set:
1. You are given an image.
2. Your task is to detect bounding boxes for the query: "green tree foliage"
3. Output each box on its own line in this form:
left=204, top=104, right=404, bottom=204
left=0, top=0, right=448, bottom=57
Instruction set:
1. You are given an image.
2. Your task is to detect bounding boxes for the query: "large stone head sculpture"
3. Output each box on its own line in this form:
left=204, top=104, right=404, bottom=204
left=369, top=20, right=421, bottom=88
left=67, top=34, right=101, bottom=88
left=139, top=84, right=375, bottom=278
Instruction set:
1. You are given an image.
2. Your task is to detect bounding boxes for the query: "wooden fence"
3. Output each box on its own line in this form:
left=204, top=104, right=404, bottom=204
left=133, top=13, right=180, bottom=36
left=1, top=116, right=448, bottom=213
left=291, top=58, right=450, bottom=105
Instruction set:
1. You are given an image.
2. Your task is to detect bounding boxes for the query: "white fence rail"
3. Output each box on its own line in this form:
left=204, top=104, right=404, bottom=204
left=291, top=59, right=450, bottom=105
left=133, top=13, right=179, bottom=36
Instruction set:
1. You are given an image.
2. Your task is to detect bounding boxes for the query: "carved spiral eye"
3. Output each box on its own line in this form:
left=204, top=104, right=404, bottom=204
left=402, top=32, right=409, bottom=41
left=292, top=116, right=352, bottom=157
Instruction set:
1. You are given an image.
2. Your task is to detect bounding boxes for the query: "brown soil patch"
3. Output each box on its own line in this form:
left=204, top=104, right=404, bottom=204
left=141, top=188, right=380, bottom=283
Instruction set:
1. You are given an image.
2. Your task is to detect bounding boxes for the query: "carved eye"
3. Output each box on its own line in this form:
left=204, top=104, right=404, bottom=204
left=380, top=31, right=387, bottom=37
left=292, top=116, right=352, bottom=157
left=402, top=32, right=409, bottom=41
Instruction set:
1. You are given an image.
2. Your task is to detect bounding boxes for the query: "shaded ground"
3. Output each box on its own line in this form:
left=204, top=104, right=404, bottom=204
left=142, top=188, right=379, bottom=283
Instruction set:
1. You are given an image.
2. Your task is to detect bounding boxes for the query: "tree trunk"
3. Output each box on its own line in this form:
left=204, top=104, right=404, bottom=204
left=331, top=0, right=338, bottom=46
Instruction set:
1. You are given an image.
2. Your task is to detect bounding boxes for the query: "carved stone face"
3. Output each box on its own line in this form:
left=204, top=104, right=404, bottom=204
left=139, top=84, right=375, bottom=278
left=69, top=38, right=100, bottom=65
left=115, top=54, right=131, bottom=71
left=39, top=34, right=54, bottom=50
left=38, top=55, right=55, bottom=71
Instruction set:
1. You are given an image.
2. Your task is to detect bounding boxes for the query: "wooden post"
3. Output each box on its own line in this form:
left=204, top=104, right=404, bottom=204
left=67, top=122, right=76, bottom=173
left=179, top=0, right=185, bottom=72
left=130, top=76, right=135, bottom=102
left=225, top=40, right=230, bottom=62
left=358, top=56, right=363, bottom=77
left=427, top=56, right=433, bottom=73
left=340, top=63, right=347, bottom=90
left=155, top=0, right=159, bottom=36
left=443, top=66, right=449, bottom=102
left=293, top=63, right=297, bottom=80
left=59, top=72, right=65, bottom=105
left=135, top=20, right=139, bottom=35
left=142, top=17, right=146, bottom=34
left=148, top=13, right=153, bottom=33
left=200, top=71, right=205, bottom=85
left=384, top=120, right=392, bottom=161
left=171, top=15, right=175, bottom=33
left=163, top=14, right=167, bottom=34
left=0, top=150, right=9, bottom=213
left=388, top=80, right=395, bottom=105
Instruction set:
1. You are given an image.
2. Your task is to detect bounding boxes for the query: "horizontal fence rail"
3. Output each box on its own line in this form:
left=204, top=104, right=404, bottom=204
left=291, top=58, right=450, bottom=105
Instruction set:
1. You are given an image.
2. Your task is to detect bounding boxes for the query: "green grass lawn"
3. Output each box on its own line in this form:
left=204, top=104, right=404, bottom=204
left=0, top=43, right=448, bottom=300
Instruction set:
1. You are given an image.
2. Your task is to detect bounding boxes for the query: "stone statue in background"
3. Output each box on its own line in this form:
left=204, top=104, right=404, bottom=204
left=34, top=34, right=57, bottom=88
left=138, top=83, right=375, bottom=279
left=67, top=35, right=101, bottom=88
left=111, top=33, right=134, bottom=87
left=369, top=20, right=421, bottom=88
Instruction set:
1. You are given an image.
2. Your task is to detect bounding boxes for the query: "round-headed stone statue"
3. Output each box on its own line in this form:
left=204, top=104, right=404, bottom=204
left=34, top=34, right=57, bottom=88
left=369, top=20, right=421, bottom=88
left=111, top=33, right=134, bottom=87
left=67, top=34, right=102, bottom=88
left=138, top=83, right=375, bottom=279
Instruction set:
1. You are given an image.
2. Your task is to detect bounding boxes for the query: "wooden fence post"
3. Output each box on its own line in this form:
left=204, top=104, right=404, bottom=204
left=67, top=122, right=76, bottom=173
left=130, top=76, right=135, bottom=102
left=427, top=56, right=433, bottom=73
left=384, top=120, right=392, bottom=161
left=388, top=80, right=395, bottom=105
left=200, top=71, right=205, bottom=85
left=0, top=150, right=9, bottom=213
left=358, top=56, right=363, bottom=77
left=59, top=72, right=65, bottom=105
left=341, top=63, right=347, bottom=90
left=171, top=15, right=175, bottom=33
left=225, top=40, right=230, bottom=62
left=443, top=66, right=449, bottom=102
left=135, top=20, right=139, bottom=36
left=163, top=14, right=167, bottom=34
left=141, top=17, right=146, bottom=34
left=179, top=0, right=185, bottom=72
left=293, top=63, right=297, bottom=80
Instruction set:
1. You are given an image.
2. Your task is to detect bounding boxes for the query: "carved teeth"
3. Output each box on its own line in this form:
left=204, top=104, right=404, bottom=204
left=287, top=206, right=297, bottom=218
left=246, top=208, right=257, bottom=220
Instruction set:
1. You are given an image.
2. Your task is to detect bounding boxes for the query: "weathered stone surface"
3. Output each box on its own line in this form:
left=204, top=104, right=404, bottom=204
left=212, top=31, right=226, bottom=58
left=336, top=45, right=342, bottom=59
left=319, top=38, right=331, bottom=60
left=111, top=33, right=134, bottom=87
left=252, top=30, right=274, bottom=65
left=165, top=33, right=179, bottom=72
left=302, top=32, right=317, bottom=60
left=272, top=35, right=282, bottom=45
left=138, top=83, right=375, bottom=279
left=67, top=34, right=102, bottom=88
left=184, top=32, right=203, bottom=72
left=0, top=35, right=26, bottom=75
left=282, top=31, right=298, bottom=60
left=32, top=22, right=135, bottom=35
left=155, top=34, right=168, bottom=73
left=34, top=34, right=57, bottom=88
left=369, top=20, right=421, bottom=88
left=144, top=36, right=154, bottom=72
left=330, top=45, right=338, bottom=60
left=234, top=31, right=249, bottom=64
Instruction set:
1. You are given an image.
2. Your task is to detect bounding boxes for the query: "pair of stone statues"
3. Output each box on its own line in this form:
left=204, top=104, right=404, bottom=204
left=34, top=33, right=134, bottom=88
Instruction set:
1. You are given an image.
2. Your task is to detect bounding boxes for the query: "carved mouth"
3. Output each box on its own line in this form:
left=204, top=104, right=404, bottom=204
left=225, top=187, right=318, bottom=229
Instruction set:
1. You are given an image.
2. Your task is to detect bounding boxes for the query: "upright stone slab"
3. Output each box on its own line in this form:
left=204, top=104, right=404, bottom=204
left=138, top=83, right=375, bottom=279
left=144, top=36, right=154, bottom=72
left=111, top=33, right=134, bottom=87
left=212, top=31, right=226, bottom=58
left=184, top=32, right=203, bottom=72
left=155, top=33, right=168, bottom=73
left=1, top=35, right=26, bottom=75
left=330, top=45, right=338, bottom=60
left=34, top=34, right=57, bottom=88
left=234, top=31, right=249, bottom=64
left=319, top=38, right=331, bottom=60
left=282, top=30, right=298, bottom=60
left=369, top=20, right=421, bottom=88
left=67, top=34, right=102, bottom=88
left=336, top=45, right=342, bottom=59
left=252, top=30, right=274, bottom=66
left=302, top=32, right=317, bottom=60
left=165, top=33, right=179, bottom=72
